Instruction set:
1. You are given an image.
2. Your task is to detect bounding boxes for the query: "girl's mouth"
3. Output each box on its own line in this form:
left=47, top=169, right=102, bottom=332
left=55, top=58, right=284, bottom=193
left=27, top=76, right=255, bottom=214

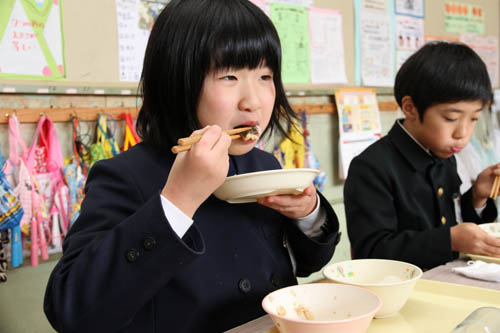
left=234, top=125, right=261, bottom=142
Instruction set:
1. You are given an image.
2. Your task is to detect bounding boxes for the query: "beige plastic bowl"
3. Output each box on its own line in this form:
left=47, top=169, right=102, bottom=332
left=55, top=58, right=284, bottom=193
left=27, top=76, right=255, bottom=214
left=323, top=259, right=422, bottom=318
left=262, top=283, right=381, bottom=333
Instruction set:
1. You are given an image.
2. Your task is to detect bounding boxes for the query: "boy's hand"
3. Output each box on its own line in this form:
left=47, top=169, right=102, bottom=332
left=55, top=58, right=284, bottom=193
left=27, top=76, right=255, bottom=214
left=473, top=163, right=500, bottom=208
left=162, top=125, right=231, bottom=217
left=257, top=184, right=317, bottom=219
left=450, top=222, right=500, bottom=258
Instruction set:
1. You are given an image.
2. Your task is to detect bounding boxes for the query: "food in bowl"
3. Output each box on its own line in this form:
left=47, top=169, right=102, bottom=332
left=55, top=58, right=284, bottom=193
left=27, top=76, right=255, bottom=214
left=323, top=259, right=422, bottom=318
left=262, top=283, right=381, bottom=333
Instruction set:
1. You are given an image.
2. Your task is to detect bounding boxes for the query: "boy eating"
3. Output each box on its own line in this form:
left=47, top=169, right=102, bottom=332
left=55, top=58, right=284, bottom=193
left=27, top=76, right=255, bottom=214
left=344, top=42, right=500, bottom=269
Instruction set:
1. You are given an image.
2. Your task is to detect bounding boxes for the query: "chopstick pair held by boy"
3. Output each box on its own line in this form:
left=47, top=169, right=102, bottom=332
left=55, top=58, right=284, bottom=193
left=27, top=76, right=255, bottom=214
left=44, top=1, right=341, bottom=332
left=345, top=42, right=500, bottom=271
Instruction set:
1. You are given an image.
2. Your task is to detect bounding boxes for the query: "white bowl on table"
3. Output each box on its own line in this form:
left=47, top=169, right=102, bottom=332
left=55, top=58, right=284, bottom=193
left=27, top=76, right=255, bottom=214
left=262, top=282, right=381, bottom=333
left=465, top=222, right=500, bottom=263
left=478, top=222, right=500, bottom=238
left=323, top=259, right=422, bottom=318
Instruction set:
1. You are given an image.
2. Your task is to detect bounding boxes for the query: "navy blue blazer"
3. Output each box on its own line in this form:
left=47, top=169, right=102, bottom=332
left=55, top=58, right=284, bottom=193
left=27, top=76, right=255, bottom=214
left=44, top=143, right=340, bottom=332
left=344, top=120, right=497, bottom=269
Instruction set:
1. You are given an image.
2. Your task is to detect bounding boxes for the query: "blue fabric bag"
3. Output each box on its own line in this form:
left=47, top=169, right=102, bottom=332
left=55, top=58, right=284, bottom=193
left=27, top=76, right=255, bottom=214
left=0, top=155, right=24, bottom=231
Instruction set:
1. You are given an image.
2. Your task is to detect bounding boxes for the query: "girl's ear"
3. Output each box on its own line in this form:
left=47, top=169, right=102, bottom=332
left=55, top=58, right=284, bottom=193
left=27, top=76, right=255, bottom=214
left=401, top=96, right=419, bottom=121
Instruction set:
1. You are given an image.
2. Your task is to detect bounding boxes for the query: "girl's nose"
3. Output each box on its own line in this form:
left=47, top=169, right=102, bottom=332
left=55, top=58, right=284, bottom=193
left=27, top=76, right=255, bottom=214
left=238, top=83, right=261, bottom=112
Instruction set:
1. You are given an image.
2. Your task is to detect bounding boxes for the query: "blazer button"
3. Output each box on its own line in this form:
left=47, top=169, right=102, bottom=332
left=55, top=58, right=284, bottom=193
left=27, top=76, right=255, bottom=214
left=441, top=216, right=446, bottom=225
left=271, top=274, right=283, bottom=287
left=238, top=278, right=252, bottom=293
left=437, top=187, right=444, bottom=197
left=125, top=248, right=140, bottom=262
left=142, top=237, right=156, bottom=251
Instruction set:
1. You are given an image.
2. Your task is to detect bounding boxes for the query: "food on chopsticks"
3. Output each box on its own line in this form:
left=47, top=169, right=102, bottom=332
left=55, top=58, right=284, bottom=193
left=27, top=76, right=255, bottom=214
left=171, top=125, right=261, bottom=154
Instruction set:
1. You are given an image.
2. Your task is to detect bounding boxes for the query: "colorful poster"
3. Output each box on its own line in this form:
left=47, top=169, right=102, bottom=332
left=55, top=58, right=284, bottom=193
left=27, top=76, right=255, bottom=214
left=0, top=0, right=65, bottom=79
left=273, top=0, right=313, bottom=7
left=335, top=88, right=382, bottom=179
left=444, top=2, right=484, bottom=35
left=270, top=2, right=310, bottom=83
left=308, top=8, right=347, bottom=84
left=395, top=15, right=424, bottom=70
left=460, top=34, right=498, bottom=88
left=116, top=0, right=167, bottom=82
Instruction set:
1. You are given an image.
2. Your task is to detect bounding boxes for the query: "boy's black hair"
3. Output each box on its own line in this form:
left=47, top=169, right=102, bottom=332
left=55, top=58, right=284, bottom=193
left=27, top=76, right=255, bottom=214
left=137, top=0, right=297, bottom=153
left=394, top=41, right=492, bottom=120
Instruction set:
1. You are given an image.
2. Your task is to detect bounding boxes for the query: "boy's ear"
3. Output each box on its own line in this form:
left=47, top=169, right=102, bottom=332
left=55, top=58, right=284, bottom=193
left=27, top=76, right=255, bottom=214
left=401, top=96, right=419, bottom=121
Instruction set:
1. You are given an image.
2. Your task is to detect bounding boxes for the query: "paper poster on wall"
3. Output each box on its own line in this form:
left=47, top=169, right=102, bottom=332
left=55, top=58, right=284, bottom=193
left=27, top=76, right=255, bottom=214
left=444, top=2, right=484, bottom=35
left=355, top=0, right=395, bottom=87
left=270, top=2, right=310, bottom=83
left=116, top=0, right=167, bottom=82
left=459, top=34, right=499, bottom=88
left=0, top=0, right=65, bottom=80
left=395, top=0, right=424, bottom=18
left=272, top=0, right=313, bottom=7
left=308, top=8, right=347, bottom=84
left=395, top=15, right=424, bottom=70
left=335, top=88, right=382, bottom=179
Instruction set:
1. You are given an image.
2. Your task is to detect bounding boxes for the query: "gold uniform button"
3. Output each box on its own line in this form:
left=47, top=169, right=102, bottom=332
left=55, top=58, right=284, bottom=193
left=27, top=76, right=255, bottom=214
left=441, top=216, right=446, bottom=225
left=437, top=187, right=444, bottom=197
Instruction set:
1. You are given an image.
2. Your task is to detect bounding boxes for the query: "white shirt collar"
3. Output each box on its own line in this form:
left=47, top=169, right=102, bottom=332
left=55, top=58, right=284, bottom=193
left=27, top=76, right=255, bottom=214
left=397, top=119, right=432, bottom=156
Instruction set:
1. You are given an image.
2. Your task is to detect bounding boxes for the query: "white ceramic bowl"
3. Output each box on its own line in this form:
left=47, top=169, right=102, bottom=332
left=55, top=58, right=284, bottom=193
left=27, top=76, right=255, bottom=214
left=323, top=259, right=422, bottom=318
left=214, top=168, right=319, bottom=203
left=478, top=222, right=500, bottom=238
left=465, top=223, right=500, bottom=263
left=262, top=283, right=381, bottom=333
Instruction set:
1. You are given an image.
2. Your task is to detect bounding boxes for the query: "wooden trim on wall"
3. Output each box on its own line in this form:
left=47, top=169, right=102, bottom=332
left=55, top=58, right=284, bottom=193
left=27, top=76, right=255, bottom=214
left=0, top=101, right=399, bottom=123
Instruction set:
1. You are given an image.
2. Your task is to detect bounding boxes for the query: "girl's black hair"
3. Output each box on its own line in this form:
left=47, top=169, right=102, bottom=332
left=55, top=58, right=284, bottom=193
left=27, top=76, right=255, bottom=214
left=137, top=0, right=297, bottom=153
left=394, top=41, right=492, bottom=120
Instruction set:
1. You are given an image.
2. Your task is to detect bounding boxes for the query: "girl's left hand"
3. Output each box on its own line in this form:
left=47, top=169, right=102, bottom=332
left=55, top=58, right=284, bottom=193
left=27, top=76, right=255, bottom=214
left=257, top=184, right=317, bottom=219
left=473, top=163, right=500, bottom=208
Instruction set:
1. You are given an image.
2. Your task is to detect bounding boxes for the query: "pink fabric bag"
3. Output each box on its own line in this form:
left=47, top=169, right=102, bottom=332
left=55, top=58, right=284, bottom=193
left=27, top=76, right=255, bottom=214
left=25, top=116, right=69, bottom=258
left=4, top=115, right=33, bottom=237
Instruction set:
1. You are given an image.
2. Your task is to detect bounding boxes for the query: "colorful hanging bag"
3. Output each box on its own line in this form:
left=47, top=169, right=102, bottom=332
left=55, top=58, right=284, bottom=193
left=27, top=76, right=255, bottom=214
left=71, top=117, right=91, bottom=176
left=25, top=116, right=69, bottom=260
left=90, top=114, right=120, bottom=167
left=0, top=149, right=23, bottom=231
left=0, top=147, right=24, bottom=269
left=4, top=114, right=38, bottom=267
left=120, top=113, right=141, bottom=151
left=301, top=112, right=327, bottom=191
left=63, top=118, right=86, bottom=228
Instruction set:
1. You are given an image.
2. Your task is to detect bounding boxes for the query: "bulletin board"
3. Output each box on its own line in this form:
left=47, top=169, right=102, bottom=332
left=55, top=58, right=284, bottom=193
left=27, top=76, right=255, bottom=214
left=0, top=0, right=498, bottom=95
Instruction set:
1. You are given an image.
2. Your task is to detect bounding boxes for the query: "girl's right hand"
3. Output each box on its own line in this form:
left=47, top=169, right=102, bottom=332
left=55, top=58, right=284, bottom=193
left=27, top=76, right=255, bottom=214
left=161, top=125, right=232, bottom=217
left=450, top=222, right=500, bottom=258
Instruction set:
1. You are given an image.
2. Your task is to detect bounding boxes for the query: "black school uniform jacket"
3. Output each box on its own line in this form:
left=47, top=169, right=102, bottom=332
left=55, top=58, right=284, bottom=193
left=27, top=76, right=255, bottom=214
left=44, top=143, right=340, bottom=333
left=344, top=120, right=496, bottom=270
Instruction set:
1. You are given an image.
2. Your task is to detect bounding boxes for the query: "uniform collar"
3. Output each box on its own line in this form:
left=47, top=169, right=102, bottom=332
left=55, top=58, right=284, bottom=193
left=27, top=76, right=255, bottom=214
left=389, top=119, right=438, bottom=171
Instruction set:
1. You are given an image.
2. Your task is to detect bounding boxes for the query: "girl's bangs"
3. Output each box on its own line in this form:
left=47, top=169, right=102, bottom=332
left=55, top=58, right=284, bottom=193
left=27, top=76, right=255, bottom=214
left=210, top=32, right=280, bottom=72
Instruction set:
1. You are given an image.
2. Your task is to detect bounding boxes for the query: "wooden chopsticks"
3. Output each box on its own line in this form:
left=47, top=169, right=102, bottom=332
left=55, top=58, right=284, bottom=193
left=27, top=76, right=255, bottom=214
left=171, top=127, right=252, bottom=154
left=490, top=175, right=500, bottom=199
